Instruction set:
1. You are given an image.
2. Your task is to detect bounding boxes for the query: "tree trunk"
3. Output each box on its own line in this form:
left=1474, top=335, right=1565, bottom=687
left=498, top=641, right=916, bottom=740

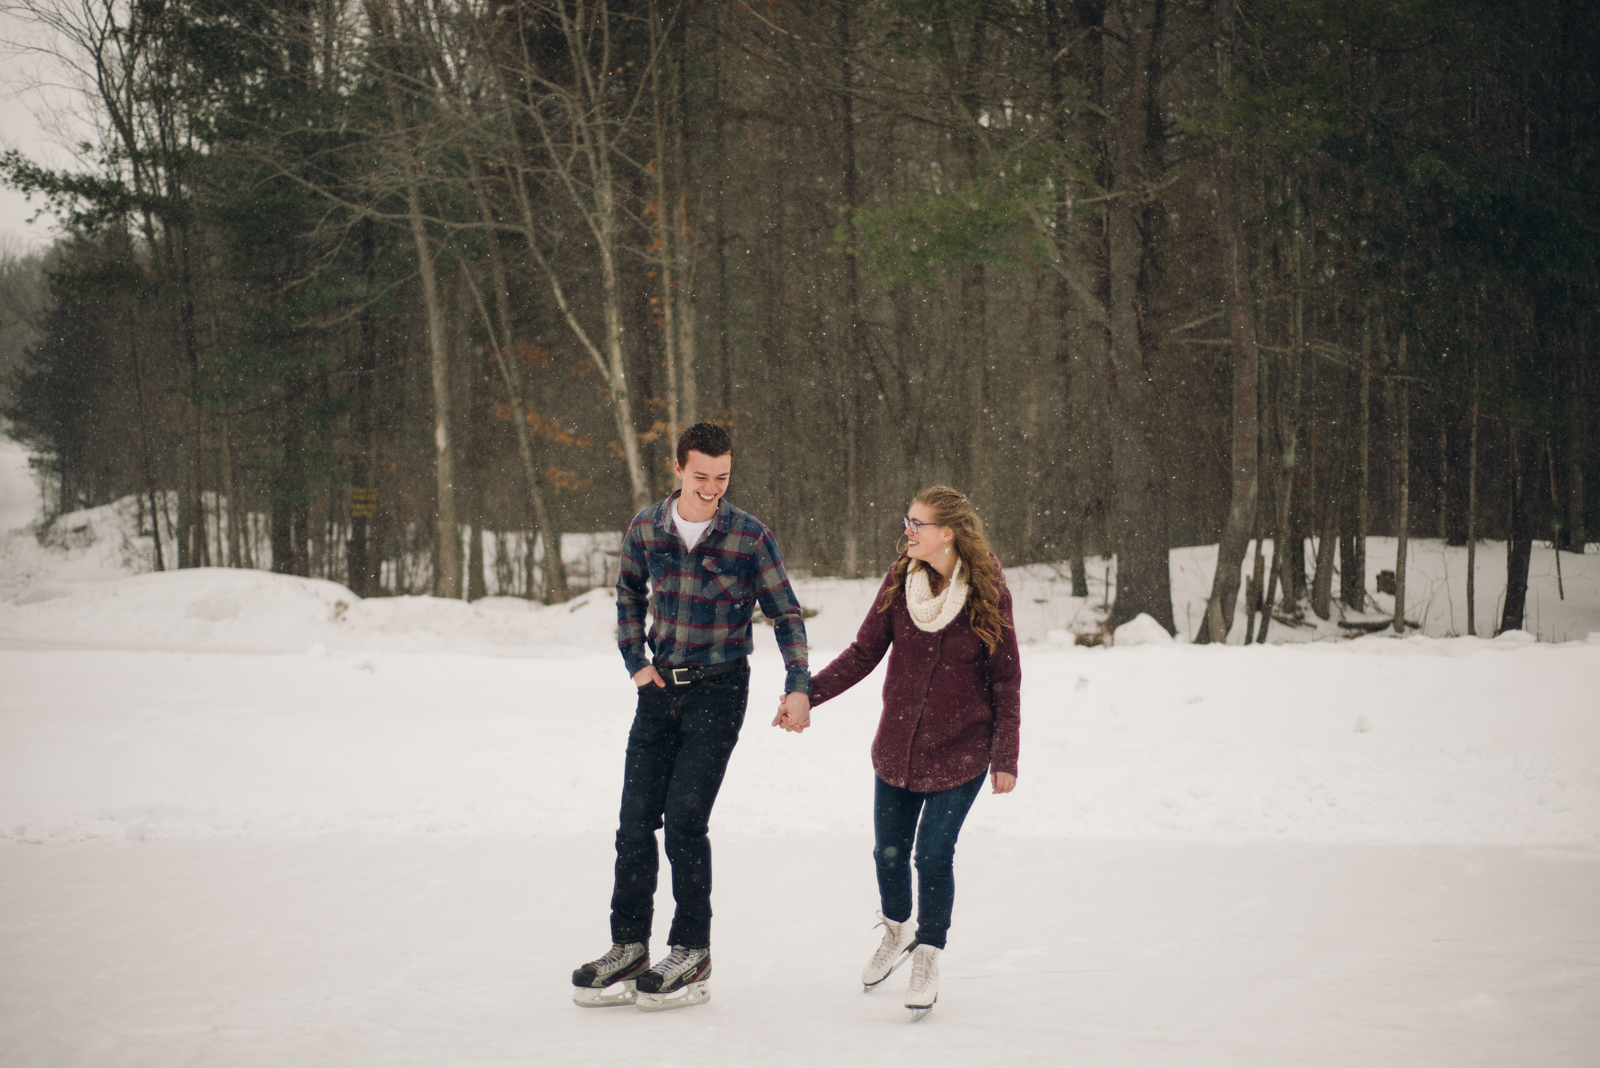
left=1102, top=0, right=1174, bottom=633
left=1271, top=351, right=1296, bottom=620
left=1392, top=333, right=1410, bottom=633
left=1338, top=334, right=1361, bottom=610
left=1313, top=327, right=1347, bottom=620
left=954, top=14, right=992, bottom=519
left=1437, top=410, right=1449, bottom=540
left=1547, top=438, right=1565, bottom=599
left=589, top=61, right=650, bottom=513
left=1567, top=363, right=1587, bottom=549
left=1280, top=197, right=1305, bottom=607
left=164, top=211, right=207, bottom=570
left=1021, top=270, right=1045, bottom=561
left=959, top=260, right=992, bottom=509
left=271, top=382, right=307, bottom=577
left=460, top=155, right=570, bottom=602
left=647, top=0, right=700, bottom=444
left=467, top=486, right=488, bottom=603
left=1500, top=429, right=1536, bottom=633
left=219, top=411, right=244, bottom=569
left=649, top=0, right=683, bottom=449
left=1245, top=530, right=1265, bottom=643
left=1045, top=0, right=1094, bottom=597
left=840, top=0, right=864, bottom=576
left=1247, top=304, right=1271, bottom=641
left=128, top=302, right=165, bottom=572
left=1197, top=0, right=1257, bottom=644
left=1256, top=560, right=1278, bottom=643
left=366, top=0, right=460, bottom=598
left=1466, top=361, right=1479, bottom=635
left=1311, top=502, right=1337, bottom=619
left=347, top=220, right=379, bottom=596
left=290, top=450, right=309, bottom=579
left=1355, top=313, right=1371, bottom=608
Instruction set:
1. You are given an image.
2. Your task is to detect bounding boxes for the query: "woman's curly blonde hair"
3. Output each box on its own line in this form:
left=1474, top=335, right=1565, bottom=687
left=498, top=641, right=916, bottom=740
left=878, top=485, right=1010, bottom=653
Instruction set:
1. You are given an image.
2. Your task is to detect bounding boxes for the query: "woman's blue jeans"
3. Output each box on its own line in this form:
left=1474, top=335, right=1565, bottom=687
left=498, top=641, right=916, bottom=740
left=873, top=770, right=986, bottom=950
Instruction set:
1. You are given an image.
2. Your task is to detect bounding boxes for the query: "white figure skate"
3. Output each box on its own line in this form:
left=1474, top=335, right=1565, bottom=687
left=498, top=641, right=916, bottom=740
left=904, top=944, right=940, bottom=1021
left=862, top=911, right=917, bottom=992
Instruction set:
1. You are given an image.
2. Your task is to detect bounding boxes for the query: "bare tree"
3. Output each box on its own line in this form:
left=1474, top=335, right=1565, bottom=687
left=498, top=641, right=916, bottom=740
left=1196, top=0, right=1258, bottom=644
left=647, top=0, right=700, bottom=446
left=1101, top=0, right=1175, bottom=632
left=1392, top=332, right=1410, bottom=633
left=478, top=0, right=656, bottom=513
left=363, top=0, right=462, bottom=597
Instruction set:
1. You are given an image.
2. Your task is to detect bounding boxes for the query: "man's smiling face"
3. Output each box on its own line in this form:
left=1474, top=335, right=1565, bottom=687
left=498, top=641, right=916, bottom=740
left=673, top=449, right=732, bottom=522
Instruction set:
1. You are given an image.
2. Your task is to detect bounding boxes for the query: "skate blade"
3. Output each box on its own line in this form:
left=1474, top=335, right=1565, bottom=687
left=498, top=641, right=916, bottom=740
left=907, top=997, right=936, bottom=1022
left=636, top=980, right=710, bottom=1012
left=863, top=947, right=916, bottom=992
left=573, top=980, right=638, bottom=1008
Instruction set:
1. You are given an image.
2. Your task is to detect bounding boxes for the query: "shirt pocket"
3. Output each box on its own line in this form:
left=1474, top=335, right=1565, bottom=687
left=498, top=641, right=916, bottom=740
left=646, top=549, right=675, bottom=588
left=701, top=555, right=753, bottom=604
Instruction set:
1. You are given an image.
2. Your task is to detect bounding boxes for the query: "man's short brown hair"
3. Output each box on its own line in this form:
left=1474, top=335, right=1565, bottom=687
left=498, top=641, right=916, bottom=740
left=677, top=422, right=732, bottom=467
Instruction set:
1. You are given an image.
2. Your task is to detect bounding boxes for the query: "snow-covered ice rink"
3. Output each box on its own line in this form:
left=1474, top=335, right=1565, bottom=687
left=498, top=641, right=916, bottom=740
left=2, top=444, right=1598, bottom=1067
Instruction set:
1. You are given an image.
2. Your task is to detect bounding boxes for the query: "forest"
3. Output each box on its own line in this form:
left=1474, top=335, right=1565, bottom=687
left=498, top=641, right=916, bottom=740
left=0, top=0, right=1595, bottom=639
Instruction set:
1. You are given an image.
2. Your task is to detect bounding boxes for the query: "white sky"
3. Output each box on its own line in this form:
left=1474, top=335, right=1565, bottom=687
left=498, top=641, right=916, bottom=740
left=0, top=8, right=97, bottom=253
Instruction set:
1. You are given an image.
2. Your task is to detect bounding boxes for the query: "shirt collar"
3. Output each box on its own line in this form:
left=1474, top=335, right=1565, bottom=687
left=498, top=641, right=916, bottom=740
left=659, top=489, right=732, bottom=534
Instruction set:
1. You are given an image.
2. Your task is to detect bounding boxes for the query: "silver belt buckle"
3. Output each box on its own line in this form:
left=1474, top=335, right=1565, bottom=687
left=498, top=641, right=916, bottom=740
left=672, top=666, right=691, bottom=686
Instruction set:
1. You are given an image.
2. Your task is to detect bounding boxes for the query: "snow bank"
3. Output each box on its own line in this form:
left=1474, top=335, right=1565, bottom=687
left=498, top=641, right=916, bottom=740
left=6, top=496, right=1597, bottom=655
left=0, top=498, right=623, bottom=656
left=1113, top=612, right=1174, bottom=645
left=0, top=433, right=40, bottom=533
left=0, top=564, right=620, bottom=656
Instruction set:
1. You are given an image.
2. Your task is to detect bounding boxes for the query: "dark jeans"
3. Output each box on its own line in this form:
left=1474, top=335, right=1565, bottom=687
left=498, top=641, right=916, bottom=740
left=873, top=770, right=986, bottom=950
left=610, top=660, right=749, bottom=949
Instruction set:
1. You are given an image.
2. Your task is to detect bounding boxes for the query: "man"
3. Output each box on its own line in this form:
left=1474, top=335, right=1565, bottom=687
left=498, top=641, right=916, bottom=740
left=571, top=422, right=812, bottom=1011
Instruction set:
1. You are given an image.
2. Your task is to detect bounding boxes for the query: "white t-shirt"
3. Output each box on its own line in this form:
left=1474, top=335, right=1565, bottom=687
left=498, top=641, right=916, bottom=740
left=672, top=499, right=714, bottom=549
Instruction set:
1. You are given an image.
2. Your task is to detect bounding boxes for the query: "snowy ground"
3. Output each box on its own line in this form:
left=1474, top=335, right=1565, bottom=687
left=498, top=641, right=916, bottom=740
left=2, top=445, right=1599, bottom=1066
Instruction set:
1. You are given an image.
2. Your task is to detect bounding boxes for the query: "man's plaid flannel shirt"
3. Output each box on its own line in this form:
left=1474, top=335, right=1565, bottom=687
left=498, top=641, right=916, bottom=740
left=617, top=491, right=811, bottom=695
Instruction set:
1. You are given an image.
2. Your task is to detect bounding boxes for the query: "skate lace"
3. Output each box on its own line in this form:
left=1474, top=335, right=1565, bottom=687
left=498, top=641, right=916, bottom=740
left=869, top=918, right=908, bottom=970
left=908, top=947, right=937, bottom=993
left=590, top=943, right=638, bottom=970
left=653, top=945, right=704, bottom=980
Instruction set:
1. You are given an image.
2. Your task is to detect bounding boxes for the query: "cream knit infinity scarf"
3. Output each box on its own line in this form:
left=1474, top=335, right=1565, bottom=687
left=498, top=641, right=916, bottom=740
left=904, top=557, right=969, bottom=634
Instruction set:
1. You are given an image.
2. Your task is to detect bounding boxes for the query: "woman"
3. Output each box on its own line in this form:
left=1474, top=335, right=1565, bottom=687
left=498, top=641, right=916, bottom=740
left=775, top=485, right=1020, bottom=1019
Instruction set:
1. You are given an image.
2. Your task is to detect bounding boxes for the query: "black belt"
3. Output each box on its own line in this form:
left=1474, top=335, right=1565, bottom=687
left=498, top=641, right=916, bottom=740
left=654, top=658, right=747, bottom=686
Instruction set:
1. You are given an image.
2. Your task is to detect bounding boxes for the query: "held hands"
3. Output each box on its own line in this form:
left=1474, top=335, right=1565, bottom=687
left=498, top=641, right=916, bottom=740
left=771, top=691, right=811, bottom=733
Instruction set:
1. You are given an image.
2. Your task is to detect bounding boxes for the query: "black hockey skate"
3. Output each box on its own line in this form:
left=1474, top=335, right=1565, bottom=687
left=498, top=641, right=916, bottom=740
left=572, top=942, right=650, bottom=1007
left=634, top=945, right=712, bottom=1012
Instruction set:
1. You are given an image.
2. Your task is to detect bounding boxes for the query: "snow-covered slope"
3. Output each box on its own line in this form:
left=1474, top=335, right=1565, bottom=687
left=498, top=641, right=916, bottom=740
left=0, top=434, right=41, bottom=534
left=4, top=493, right=1598, bottom=654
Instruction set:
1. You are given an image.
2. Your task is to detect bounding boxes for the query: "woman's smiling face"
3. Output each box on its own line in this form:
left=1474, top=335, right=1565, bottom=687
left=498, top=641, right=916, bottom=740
left=904, top=501, right=952, bottom=563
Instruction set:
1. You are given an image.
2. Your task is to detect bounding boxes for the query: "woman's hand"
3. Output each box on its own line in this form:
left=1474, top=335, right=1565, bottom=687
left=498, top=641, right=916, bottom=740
left=771, top=691, right=811, bottom=732
left=991, top=771, right=1016, bottom=794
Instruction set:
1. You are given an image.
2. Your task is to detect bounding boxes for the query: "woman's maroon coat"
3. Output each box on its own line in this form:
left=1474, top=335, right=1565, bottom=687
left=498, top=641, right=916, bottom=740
left=811, top=565, right=1021, bottom=793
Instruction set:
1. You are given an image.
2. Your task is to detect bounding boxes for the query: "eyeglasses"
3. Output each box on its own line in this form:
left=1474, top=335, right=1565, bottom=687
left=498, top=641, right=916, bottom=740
left=903, top=515, right=941, bottom=534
